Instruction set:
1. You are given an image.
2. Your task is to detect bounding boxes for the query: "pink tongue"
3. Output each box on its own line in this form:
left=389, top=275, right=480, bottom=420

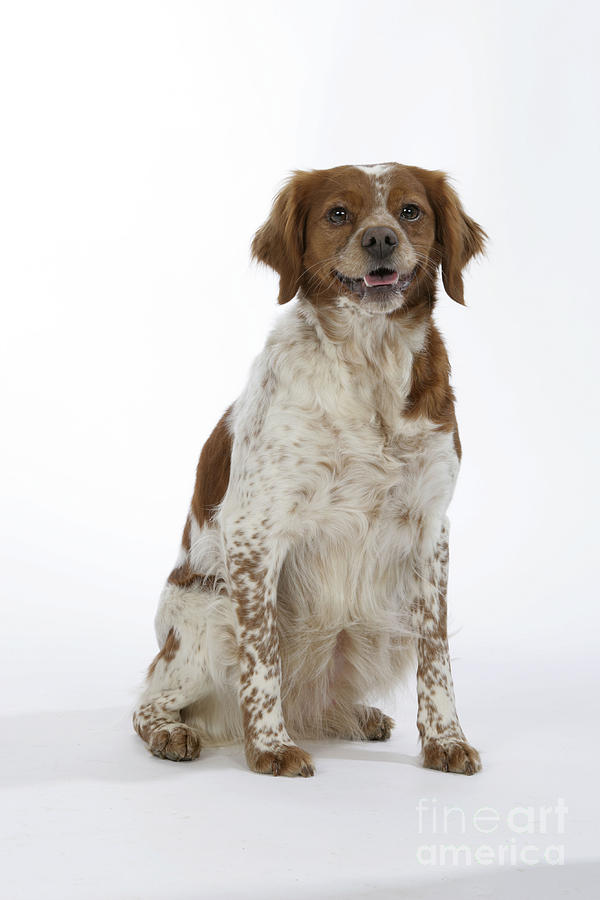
left=364, top=270, right=399, bottom=287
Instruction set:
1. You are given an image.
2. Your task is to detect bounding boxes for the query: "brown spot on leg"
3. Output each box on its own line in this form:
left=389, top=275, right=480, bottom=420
left=147, top=627, right=181, bottom=679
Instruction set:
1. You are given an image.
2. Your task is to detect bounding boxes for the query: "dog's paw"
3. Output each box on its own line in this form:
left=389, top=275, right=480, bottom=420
left=422, top=738, right=481, bottom=775
left=148, top=723, right=201, bottom=761
left=360, top=706, right=395, bottom=742
left=247, top=743, right=315, bottom=777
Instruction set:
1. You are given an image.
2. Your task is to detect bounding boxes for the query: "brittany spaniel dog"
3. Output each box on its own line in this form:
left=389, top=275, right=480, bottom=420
left=133, top=162, right=486, bottom=777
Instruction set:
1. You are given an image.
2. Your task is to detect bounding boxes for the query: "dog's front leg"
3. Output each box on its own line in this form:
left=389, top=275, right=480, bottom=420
left=412, top=521, right=482, bottom=775
left=224, top=524, right=314, bottom=777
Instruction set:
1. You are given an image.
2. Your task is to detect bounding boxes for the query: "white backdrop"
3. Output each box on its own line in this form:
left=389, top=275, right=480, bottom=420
left=1, top=2, right=599, bottom=898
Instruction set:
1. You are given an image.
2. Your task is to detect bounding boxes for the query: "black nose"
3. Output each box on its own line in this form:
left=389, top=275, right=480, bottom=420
left=361, top=226, right=399, bottom=261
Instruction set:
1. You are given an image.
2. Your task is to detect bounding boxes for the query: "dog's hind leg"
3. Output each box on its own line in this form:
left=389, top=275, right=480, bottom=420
left=133, top=587, right=212, bottom=761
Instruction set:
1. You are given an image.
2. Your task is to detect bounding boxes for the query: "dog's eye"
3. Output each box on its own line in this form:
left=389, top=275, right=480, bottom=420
left=328, top=206, right=349, bottom=225
left=400, top=204, right=421, bottom=221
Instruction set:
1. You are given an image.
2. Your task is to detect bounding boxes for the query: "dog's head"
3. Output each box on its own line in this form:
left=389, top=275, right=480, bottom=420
left=252, top=163, right=486, bottom=313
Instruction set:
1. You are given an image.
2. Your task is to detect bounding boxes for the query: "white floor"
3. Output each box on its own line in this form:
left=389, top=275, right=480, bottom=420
left=2, top=630, right=597, bottom=900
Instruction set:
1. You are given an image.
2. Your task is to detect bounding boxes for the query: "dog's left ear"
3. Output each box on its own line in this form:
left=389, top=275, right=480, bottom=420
left=422, top=171, right=487, bottom=305
left=252, top=172, right=313, bottom=304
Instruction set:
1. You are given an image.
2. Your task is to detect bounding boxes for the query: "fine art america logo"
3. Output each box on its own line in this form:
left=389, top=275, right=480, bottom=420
left=416, top=798, right=567, bottom=867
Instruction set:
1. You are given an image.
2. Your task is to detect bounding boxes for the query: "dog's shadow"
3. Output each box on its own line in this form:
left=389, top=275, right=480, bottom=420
left=304, top=739, right=420, bottom=768
left=0, top=706, right=420, bottom=788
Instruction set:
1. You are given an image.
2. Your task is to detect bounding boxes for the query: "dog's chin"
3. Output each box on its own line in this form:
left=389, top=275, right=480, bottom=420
left=333, top=267, right=416, bottom=315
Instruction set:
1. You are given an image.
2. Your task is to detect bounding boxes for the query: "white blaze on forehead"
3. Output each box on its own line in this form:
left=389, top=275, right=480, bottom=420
left=353, top=162, right=397, bottom=207
left=354, top=163, right=396, bottom=177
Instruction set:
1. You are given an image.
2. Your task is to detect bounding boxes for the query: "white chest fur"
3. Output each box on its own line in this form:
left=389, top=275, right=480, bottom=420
left=225, top=301, right=459, bottom=629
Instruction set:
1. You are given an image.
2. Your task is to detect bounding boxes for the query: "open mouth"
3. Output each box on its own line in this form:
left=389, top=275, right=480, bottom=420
left=334, top=266, right=416, bottom=297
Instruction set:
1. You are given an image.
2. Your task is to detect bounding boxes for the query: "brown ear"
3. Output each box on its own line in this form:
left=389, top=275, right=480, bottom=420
left=251, top=172, right=311, bottom=304
left=427, top=172, right=487, bottom=305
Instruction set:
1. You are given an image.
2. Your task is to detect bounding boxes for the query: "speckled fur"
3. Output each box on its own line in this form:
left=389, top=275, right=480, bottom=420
left=133, top=163, right=485, bottom=777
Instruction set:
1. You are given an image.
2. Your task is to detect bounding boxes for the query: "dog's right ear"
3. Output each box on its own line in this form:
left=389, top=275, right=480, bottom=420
left=252, top=172, right=312, bottom=304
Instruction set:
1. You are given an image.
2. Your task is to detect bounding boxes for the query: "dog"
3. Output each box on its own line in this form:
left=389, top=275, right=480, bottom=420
left=133, top=162, right=486, bottom=777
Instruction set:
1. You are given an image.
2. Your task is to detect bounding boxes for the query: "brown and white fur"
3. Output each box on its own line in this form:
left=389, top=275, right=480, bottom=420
left=133, top=162, right=486, bottom=777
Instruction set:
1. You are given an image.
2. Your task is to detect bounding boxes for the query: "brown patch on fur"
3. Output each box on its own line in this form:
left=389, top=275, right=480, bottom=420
left=452, top=424, right=462, bottom=460
left=167, top=407, right=233, bottom=586
left=168, top=565, right=220, bottom=591
left=191, top=407, right=233, bottom=527
left=147, top=627, right=180, bottom=679
left=181, top=515, right=191, bottom=552
left=405, top=321, right=462, bottom=460
left=168, top=566, right=195, bottom=588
